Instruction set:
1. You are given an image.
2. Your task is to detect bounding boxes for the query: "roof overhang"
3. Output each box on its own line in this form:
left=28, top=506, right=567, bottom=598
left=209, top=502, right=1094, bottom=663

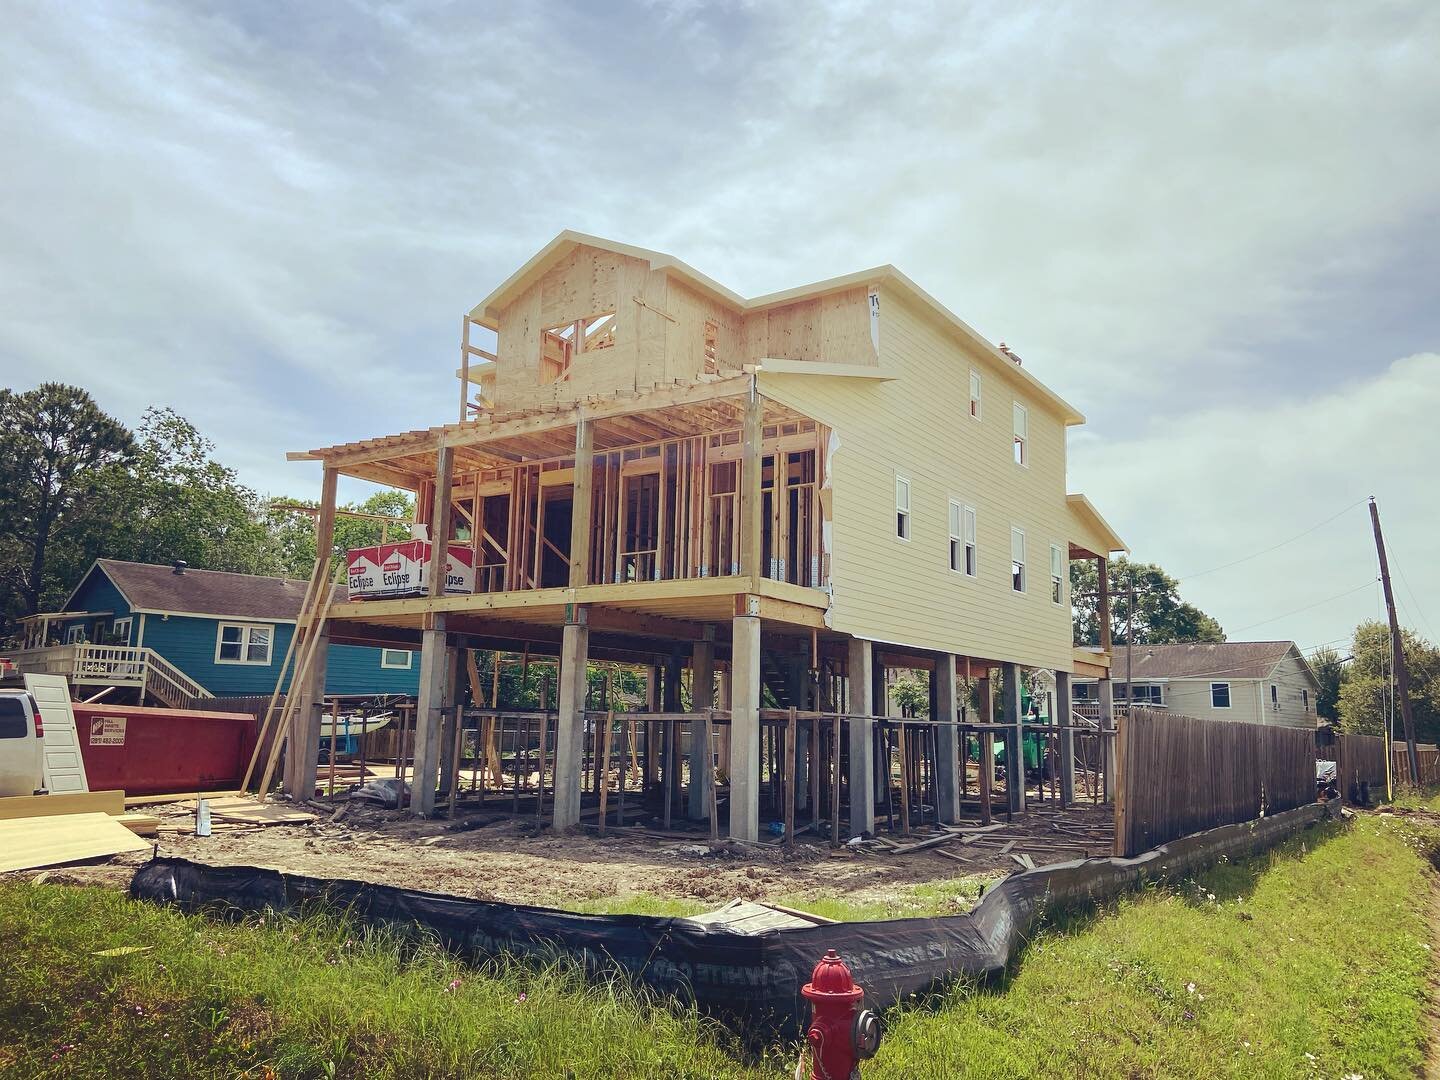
left=1066, top=494, right=1128, bottom=559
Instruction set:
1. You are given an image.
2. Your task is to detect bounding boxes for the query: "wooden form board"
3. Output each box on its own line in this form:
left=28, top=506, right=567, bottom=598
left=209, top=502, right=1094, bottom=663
left=0, top=812, right=150, bottom=873
left=0, top=789, right=125, bottom=821
left=24, top=674, right=89, bottom=794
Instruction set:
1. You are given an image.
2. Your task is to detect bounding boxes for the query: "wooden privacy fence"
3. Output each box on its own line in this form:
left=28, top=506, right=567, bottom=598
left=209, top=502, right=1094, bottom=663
left=1114, top=708, right=1315, bottom=857
left=1333, top=733, right=1388, bottom=800
left=1392, top=744, right=1440, bottom=788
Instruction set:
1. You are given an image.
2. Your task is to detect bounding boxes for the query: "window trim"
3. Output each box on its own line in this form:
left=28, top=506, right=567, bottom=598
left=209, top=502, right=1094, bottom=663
left=1050, top=543, right=1064, bottom=606
left=215, top=622, right=276, bottom=666
left=111, top=617, right=132, bottom=644
left=948, top=499, right=978, bottom=577
left=1210, top=682, right=1232, bottom=710
left=1011, top=525, right=1027, bottom=594
left=65, top=625, right=85, bottom=645
left=1012, top=401, right=1029, bottom=467
left=894, top=473, right=912, bottom=542
left=968, top=370, right=982, bottom=421
left=380, top=648, right=414, bottom=670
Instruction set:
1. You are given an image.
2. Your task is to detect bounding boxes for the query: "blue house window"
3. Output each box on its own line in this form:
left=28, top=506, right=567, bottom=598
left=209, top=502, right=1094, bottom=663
left=216, top=623, right=273, bottom=665
left=380, top=649, right=414, bottom=670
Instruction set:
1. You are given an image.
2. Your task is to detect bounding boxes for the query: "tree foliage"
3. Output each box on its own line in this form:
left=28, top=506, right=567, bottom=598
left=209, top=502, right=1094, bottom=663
left=1070, top=557, right=1225, bottom=647
left=1309, top=646, right=1347, bottom=723
left=1336, top=620, right=1440, bottom=740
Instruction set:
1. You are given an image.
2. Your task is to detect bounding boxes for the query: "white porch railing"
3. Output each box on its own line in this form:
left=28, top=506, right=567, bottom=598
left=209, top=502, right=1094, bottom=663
left=9, top=644, right=211, bottom=706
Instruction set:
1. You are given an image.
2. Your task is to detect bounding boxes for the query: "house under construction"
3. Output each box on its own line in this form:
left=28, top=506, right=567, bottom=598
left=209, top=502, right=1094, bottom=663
left=283, top=232, right=1126, bottom=841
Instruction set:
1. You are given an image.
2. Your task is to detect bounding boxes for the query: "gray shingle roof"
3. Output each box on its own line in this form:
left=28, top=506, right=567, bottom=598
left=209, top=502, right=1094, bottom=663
left=94, top=560, right=343, bottom=621
left=1120, top=641, right=1299, bottom=681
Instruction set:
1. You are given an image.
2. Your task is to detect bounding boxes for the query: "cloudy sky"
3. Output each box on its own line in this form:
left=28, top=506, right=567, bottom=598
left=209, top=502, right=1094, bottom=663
left=3, top=0, right=1437, bottom=657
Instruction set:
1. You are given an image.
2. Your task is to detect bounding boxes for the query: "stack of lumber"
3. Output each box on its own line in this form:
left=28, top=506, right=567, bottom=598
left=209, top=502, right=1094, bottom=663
left=0, top=790, right=157, bottom=873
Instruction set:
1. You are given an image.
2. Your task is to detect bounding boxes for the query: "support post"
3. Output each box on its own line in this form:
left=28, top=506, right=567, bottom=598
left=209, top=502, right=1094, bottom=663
left=846, top=637, right=875, bottom=837
left=977, top=675, right=993, bottom=825
left=282, top=620, right=328, bottom=799
left=934, top=652, right=961, bottom=824
left=1001, top=662, right=1025, bottom=813
left=729, top=614, right=762, bottom=842
left=1098, top=676, right=1116, bottom=803
left=427, top=446, right=454, bottom=598
left=738, top=381, right=763, bottom=578
left=1056, top=670, right=1075, bottom=806
left=552, top=607, right=590, bottom=829
left=687, top=639, right=715, bottom=820
left=569, top=420, right=593, bottom=588
left=1096, top=556, right=1112, bottom=654
left=411, top=626, right=450, bottom=816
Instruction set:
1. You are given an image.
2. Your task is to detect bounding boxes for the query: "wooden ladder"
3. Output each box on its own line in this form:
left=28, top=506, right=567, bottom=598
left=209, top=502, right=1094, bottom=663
left=239, top=556, right=337, bottom=801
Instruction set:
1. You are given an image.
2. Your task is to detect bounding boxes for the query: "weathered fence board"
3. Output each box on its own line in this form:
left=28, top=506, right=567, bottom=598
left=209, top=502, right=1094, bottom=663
left=1115, top=708, right=1314, bottom=856
left=1391, top=745, right=1440, bottom=788
left=1335, top=734, right=1388, bottom=802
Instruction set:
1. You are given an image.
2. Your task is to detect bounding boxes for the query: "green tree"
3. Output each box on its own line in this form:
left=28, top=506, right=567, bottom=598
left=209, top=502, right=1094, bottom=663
left=1337, top=620, right=1440, bottom=740
left=1309, top=646, right=1347, bottom=723
left=267, top=490, right=415, bottom=578
left=0, top=384, right=135, bottom=626
left=1070, top=557, right=1225, bottom=647
left=889, top=672, right=931, bottom=717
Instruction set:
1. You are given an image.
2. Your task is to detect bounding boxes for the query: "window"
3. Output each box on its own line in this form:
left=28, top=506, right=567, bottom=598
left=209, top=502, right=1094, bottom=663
left=1011, top=526, right=1026, bottom=592
left=111, top=617, right=132, bottom=644
left=949, top=501, right=977, bottom=575
left=1050, top=544, right=1064, bottom=605
left=1211, top=682, right=1231, bottom=709
left=1270, top=684, right=1279, bottom=709
left=1132, top=684, right=1163, bottom=706
left=216, top=623, right=273, bottom=665
left=65, top=625, right=85, bottom=645
left=895, top=475, right=911, bottom=540
left=381, top=648, right=414, bottom=670
left=969, top=370, right=982, bottom=420
left=540, top=311, right=616, bottom=384
left=1303, top=689, right=1310, bottom=711
left=1012, top=402, right=1028, bottom=466
left=0, top=696, right=28, bottom=739
left=1073, top=683, right=1092, bottom=701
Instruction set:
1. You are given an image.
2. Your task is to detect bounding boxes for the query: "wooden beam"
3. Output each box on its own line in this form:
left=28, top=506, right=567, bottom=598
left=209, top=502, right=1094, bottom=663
left=570, top=420, right=593, bottom=587
left=738, top=382, right=762, bottom=578
left=428, top=446, right=455, bottom=599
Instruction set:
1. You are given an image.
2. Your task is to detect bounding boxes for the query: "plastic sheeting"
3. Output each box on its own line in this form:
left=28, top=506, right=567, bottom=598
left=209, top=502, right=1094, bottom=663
left=131, top=802, right=1331, bottom=1039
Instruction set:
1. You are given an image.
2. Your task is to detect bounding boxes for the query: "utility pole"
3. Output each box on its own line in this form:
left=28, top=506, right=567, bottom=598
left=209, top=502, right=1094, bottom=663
left=1369, top=496, right=1420, bottom=784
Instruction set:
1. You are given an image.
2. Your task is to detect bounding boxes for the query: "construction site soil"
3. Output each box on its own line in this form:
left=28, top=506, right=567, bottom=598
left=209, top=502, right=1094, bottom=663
left=22, top=798, right=1117, bottom=916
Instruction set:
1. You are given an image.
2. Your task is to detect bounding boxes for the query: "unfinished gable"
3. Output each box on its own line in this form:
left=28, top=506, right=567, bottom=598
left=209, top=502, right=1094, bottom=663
left=743, top=286, right=878, bottom=368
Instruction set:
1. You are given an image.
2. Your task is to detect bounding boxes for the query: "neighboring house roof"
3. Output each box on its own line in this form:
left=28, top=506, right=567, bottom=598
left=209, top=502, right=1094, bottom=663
left=69, top=559, right=343, bottom=623
left=1113, top=641, right=1316, bottom=684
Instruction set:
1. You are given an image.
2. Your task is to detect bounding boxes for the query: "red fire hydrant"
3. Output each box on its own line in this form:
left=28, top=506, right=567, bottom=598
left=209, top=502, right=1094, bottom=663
left=800, top=949, right=883, bottom=1080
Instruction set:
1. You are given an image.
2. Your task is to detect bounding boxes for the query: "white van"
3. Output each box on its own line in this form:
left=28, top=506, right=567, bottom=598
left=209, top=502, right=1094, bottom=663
left=0, top=690, right=45, bottom=797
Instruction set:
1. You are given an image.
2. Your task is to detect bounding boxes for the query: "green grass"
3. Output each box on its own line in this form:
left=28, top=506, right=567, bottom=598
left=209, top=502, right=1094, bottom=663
left=1, top=814, right=1434, bottom=1078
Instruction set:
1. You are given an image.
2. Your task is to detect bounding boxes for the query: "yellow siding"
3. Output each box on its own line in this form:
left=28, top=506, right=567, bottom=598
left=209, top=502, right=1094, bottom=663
left=759, top=286, right=1076, bottom=670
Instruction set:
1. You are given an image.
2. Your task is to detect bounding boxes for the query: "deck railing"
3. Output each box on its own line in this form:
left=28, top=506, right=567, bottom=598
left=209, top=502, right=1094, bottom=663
left=8, top=643, right=211, bottom=705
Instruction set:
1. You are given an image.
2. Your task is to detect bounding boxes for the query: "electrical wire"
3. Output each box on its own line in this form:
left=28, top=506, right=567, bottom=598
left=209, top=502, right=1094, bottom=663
left=1175, top=499, right=1367, bottom=583
left=1228, top=580, right=1375, bottom=635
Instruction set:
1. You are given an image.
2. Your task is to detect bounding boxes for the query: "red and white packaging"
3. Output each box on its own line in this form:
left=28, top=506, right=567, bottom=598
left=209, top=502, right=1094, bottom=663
left=346, top=546, right=384, bottom=598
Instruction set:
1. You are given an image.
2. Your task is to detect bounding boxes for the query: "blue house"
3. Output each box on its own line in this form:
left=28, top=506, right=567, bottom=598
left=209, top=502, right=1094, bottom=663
left=13, top=559, right=419, bottom=705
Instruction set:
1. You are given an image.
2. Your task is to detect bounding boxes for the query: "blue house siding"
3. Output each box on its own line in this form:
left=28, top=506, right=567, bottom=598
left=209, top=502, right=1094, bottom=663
left=54, top=564, right=420, bottom=699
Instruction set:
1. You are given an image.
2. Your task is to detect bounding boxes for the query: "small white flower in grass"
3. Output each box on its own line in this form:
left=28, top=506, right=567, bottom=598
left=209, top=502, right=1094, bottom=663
left=1197, top=994, right=1205, bottom=1002
left=1186, top=983, right=1196, bottom=994
left=1304, top=1053, right=1315, bottom=1061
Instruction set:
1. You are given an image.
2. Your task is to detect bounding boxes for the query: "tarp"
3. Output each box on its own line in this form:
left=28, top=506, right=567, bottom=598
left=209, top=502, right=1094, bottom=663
left=131, top=802, right=1332, bottom=1039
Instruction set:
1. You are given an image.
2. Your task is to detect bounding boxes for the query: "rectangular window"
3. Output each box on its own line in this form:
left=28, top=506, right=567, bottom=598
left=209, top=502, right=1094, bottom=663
left=1303, top=689, right=1310, bottom=711
left=111, top=617, right=132, bottom=645
left=969, top=370, right=982, bottom=420
left=1211, top=682, right=1231, bottom=709
left=380, top=648, right=414, bottom=670
left=65, top=625, right=85, bottom=645
left=1270, top=684, right=1279, bottom=709
left=540, top=311, right=616, bottom=385
left=1013, top=402, right=1028, bottom=466
left=216, top=623, right=274, bottom=665
left=895, top=475, right=911, bottom=541
left=1011, top=526, right=1026, bottom=593
left=1050, top=544, right=1064, bottom=605
left=948, top=502, right=978, bottom=577
left=1132, top=685, right=1163, bottom=705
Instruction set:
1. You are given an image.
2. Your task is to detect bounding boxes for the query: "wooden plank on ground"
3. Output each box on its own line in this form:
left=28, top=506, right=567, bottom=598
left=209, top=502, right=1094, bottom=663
left=0, top=790, right=126, bottom=821
left=201, top=796, right=317, bottom=825
left=0, top=812, right=150, bottom=873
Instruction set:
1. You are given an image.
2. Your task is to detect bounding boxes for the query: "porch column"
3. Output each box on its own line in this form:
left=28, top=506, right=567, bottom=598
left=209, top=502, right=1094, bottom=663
left=687, top=639, right=715, bottom=820
left=552, top=607, right=590, bottom=829
left=1098, top=675, right=1116, bottom=803
left=729, top=615, right=762, bottom=841
left=789, top=655, right=810, bottom=811
left=426, top=446, right=454, bottom=597
left=846, top=636, right=876, bottom=837
left=934, top=652, right=962, bottom=824
left=282, top=620, right=328, bottom=800
left=1056, top=670, right=1075, bottom=805
left=411, top=625, right=452, bottom=816
left=1001, top=661, right=1026, bottom=813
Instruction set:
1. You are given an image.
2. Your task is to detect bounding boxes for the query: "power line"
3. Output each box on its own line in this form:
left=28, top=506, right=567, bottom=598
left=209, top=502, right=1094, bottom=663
left=1391, top=554, right=1436, bottom=643
left=1229, top=580, right=1375, bottom=635
left=1176, top=499, right=1367, bottom=583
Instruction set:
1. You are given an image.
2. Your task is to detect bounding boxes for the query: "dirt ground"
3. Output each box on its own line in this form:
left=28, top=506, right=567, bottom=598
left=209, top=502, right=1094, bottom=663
left=26, top=797, right=1116, bottom=914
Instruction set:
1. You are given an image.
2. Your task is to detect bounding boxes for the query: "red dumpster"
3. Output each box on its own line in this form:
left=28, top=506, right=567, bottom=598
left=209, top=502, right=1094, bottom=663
left=73, top=703, right=258, bottom=796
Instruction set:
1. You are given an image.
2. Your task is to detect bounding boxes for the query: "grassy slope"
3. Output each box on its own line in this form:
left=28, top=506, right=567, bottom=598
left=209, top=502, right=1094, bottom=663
left=0, top=814, right=1433, bottom=1079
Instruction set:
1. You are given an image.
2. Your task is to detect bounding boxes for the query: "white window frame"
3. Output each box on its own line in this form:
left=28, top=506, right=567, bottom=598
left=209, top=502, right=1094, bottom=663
left=380, top=648, right=414, bottom=670
left=65, top=625, right=85, bottom=645
left=948, top=500, right=977, bottom=577
left=215, top=622, right=275, bottom=666
left=1011, top=526, right=1027, bottom=593
left=894, top=474, right=911, bottom=542
left=1210, top=682, right=1231, bottom=709
left=969, top=370, right=982, bottom=421
left=1132, top=684, right=1163, bottom=706
left=963, top=505, right=977, bottom=577
left=1050, top=543, right=1064, bottom=606
left=1012, top=402, right=1029, bottom=467
left=111, top=617, right=132, bottom=644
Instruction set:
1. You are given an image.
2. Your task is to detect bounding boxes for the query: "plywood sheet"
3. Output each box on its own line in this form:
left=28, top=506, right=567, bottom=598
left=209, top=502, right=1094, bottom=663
left=0, top=789, right=125, bottom=820
left=203, top=796, right=317, bottom=825
left=0, top=812, right=150, bottom=873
